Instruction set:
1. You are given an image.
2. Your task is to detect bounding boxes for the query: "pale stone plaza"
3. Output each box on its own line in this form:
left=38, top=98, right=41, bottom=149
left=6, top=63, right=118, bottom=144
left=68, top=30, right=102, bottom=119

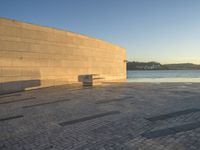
left=1, top=82, right=200, bottom=150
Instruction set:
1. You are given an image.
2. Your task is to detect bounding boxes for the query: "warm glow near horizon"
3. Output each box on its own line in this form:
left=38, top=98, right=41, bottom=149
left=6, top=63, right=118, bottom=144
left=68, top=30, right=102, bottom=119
left=128, top=57, right=200, bottom=64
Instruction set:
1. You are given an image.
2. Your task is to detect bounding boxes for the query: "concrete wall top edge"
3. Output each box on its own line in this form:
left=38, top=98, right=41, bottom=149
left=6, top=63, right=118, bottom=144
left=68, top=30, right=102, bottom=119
left=0, top=17, right=125, bottom=50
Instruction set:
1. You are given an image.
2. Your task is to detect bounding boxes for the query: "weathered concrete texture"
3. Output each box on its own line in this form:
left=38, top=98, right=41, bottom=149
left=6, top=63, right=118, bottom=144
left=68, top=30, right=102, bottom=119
left=0, top=18, right=126, bottom=94
left=1, top=83, right=200, bottom=150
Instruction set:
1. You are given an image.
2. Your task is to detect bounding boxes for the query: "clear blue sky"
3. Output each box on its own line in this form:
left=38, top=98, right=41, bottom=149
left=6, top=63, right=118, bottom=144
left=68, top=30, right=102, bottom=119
left=0, top=0, right=200, bottom=64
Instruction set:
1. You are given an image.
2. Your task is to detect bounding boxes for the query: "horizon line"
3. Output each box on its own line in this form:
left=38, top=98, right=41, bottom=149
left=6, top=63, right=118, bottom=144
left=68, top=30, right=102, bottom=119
left=127, top=60, right=200, bottom=65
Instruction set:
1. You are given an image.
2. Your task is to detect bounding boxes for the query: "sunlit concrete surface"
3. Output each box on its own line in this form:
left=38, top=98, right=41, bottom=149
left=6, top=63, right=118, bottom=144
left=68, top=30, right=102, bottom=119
left=1, top=83, right=200, bottom=150
left=0, top=18, right=126, bottom=94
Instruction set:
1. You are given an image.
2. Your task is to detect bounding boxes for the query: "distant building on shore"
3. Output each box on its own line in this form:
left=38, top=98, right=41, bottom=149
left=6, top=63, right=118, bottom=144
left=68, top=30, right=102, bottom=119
left=127, top=61, right=162, bottom=70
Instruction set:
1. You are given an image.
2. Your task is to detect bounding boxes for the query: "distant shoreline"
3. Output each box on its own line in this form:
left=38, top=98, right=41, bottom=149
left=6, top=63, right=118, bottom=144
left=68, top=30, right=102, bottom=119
left=127, top=69, right=200, bottom=71
left=127, top=61, right=200, bottom=70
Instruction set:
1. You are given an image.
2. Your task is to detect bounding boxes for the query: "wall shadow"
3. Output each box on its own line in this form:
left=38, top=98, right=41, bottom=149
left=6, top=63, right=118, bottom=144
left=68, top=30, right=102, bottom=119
left=0, top=80, right=41, bottom=95
left=0, top=68, right=41, bottom=95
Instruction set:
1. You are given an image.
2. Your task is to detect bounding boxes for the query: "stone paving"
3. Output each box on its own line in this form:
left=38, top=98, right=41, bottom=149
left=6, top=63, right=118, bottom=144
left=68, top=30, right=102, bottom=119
left=0, top=82, right=200, bottom=150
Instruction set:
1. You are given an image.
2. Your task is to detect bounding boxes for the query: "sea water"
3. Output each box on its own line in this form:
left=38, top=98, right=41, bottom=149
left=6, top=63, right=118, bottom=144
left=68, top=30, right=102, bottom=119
left=127, top=70, right=200, bottom=82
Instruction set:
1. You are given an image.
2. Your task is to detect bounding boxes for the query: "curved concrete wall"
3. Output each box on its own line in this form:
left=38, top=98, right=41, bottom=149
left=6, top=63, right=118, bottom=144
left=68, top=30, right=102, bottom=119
left=0, top=18, right=126, bottom=94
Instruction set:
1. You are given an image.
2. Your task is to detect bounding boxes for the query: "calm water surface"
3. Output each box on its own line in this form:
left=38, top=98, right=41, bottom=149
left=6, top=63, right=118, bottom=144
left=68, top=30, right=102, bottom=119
left=127, top=70, right=200, bottom=82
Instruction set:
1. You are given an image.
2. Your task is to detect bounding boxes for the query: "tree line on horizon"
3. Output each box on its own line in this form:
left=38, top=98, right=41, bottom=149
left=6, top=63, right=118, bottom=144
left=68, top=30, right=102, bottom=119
left=127, top=61, right=200, bottom=70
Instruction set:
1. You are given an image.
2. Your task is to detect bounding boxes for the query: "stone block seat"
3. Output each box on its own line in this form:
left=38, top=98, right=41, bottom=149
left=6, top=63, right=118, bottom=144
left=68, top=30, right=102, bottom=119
left=78, top=74, right=104, bottom=86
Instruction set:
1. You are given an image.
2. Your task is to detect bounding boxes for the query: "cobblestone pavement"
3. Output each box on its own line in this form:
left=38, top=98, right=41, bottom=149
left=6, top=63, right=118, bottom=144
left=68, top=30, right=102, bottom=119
left=1, top=82, right=200, bottom=150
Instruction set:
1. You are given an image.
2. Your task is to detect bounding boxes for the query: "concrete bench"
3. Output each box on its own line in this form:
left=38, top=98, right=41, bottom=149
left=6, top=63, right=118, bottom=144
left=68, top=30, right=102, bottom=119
left=78, top=74, right=103, bottom=86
